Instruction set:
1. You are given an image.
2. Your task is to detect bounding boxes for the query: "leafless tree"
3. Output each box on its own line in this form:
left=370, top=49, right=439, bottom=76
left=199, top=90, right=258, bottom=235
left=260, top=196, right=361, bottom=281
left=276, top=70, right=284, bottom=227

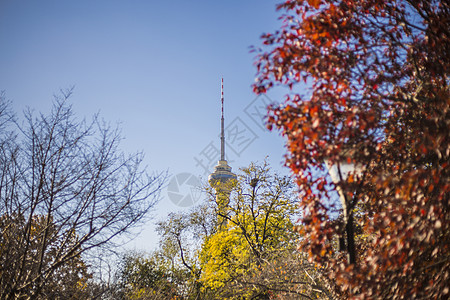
left=0, top=91, right=166, bottom=299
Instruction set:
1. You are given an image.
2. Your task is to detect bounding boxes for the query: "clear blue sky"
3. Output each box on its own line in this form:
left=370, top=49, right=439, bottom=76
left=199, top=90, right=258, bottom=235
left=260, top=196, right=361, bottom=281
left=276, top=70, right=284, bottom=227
left=0, top=0, right=291, bottom=251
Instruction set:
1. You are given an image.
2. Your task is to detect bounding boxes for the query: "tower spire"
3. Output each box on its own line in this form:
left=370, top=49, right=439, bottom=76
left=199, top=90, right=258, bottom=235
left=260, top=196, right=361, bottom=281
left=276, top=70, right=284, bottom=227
left=221, top=77, right=225, bottom=161
left=208, top=77, right=236, bottom=185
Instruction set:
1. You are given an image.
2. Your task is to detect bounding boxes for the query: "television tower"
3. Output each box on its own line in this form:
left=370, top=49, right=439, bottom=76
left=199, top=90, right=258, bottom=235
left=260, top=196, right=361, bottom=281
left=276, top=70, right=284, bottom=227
left=209, top=78, right=236, bottom=227
left=208, top=78, right=237, bottom=185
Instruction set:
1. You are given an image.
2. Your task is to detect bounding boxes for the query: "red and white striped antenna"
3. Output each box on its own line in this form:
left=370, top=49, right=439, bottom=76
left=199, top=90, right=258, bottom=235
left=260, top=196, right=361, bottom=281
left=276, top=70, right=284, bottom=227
left=220, top=77, right=225, bottom=161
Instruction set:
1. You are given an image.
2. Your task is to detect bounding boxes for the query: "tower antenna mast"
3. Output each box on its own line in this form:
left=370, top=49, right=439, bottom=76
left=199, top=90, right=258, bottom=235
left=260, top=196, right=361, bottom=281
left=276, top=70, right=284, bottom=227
left=221, top=77, right=225, bottom=161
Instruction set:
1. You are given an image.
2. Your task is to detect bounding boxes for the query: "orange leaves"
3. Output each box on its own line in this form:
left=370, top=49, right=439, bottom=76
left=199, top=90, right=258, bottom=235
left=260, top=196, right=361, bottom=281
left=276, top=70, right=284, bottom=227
left=256, top=0, right=450, bottom=298
left=307, top=0, right=321, bottom=9
left=336, top=81, right=346, bottom=93
left=309, top=105, right=319, bottom=116
left=286, top=121, right=295, bottom=130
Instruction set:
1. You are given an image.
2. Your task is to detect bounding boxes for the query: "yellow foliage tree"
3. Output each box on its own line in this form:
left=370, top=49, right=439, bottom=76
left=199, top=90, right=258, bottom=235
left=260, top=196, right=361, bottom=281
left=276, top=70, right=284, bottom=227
left=154, top=162, right=332, bottom=299
left=199, top=161, right=305, bottom=299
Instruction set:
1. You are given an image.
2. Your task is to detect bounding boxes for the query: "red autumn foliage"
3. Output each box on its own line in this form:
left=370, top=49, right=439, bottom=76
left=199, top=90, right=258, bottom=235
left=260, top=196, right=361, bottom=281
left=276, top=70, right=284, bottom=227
left=254, top=0, right=449, bottom=298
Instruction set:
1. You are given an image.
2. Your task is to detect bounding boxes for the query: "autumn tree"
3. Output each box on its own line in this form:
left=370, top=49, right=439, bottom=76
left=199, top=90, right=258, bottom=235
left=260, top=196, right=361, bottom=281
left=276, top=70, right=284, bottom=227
left=156, top=204, right=216, bottom=299
left=254, top=0, right=449, bottom=298
left=199, top=162, right=329, bottom=299
left=150, top=162, right=331, bottom=299
left=114, top=251, right=180, bottom=300
left=0, top=214, right=92, bottom=299
left=0, top=91, right=165, bottom=299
